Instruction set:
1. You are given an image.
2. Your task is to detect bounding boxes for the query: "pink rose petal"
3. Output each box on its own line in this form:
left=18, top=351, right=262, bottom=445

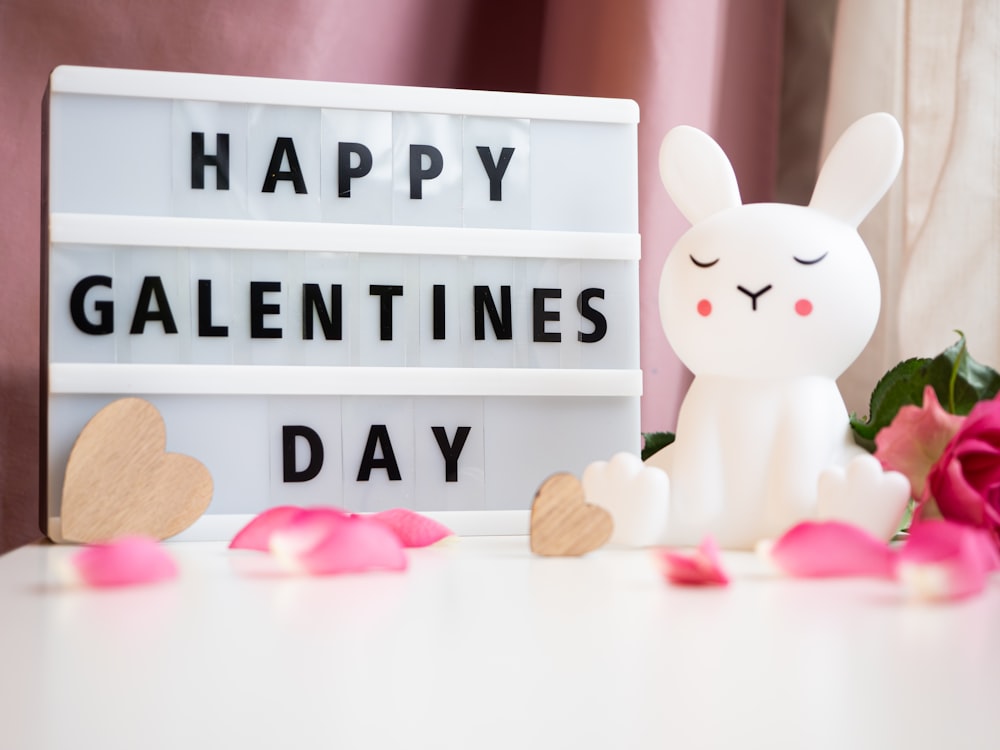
left=229, top=506, right=308, bottom=550
left=656, top=536, right=729, bottom=586
left=70, top=536, right=178, bottom=587
left=265, top=507, right=350, bottom=557
left=371, top=508, right=453, bottom=547
left=768, top=521, right=897, bottom=578
left=875, top=385, right=964, bottom=500
left=270, top=510, right=407, bottom=575
left=897, top=521, right=997, bottom=601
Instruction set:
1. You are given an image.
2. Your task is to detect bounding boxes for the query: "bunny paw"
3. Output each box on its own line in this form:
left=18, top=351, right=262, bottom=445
left=816, top=453, right=910, bottom=540
left=582, top=452, right=669, bottom=547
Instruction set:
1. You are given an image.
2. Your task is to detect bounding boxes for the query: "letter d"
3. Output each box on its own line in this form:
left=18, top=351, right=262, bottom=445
left=282, top=425, right=324, bottom=482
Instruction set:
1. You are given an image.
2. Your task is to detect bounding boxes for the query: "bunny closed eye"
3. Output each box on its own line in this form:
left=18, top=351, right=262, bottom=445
left=793, top=251, right=828, bottom=265
left=690, top=254, right=719, bottom=268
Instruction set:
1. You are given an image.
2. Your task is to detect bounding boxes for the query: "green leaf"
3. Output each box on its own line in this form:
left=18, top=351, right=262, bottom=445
left=641, top=431, right=675, bottom=461
left=923, top=333, right=1000, bottom=415
left=850, top=357, right=931, bottom=442
left=850, top=333, right=1000, bottom=444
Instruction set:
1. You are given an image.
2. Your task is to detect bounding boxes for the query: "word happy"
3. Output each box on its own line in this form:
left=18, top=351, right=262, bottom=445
left=195, top=131, right=516, bottom=203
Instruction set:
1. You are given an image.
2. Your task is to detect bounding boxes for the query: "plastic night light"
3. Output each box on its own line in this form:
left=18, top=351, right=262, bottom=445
left=600, top=113, right=912, bottom=549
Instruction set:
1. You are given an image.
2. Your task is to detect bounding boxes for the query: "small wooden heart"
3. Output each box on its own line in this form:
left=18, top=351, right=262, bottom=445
left=61, top=398, right=213, bottom=543
left=530, top=472, right=613, bottom=556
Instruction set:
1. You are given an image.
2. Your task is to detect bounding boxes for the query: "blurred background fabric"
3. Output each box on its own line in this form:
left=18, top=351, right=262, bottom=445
left=823, top=0, right=1000, bottom=418
left=11, top=0, right=990, bottom=553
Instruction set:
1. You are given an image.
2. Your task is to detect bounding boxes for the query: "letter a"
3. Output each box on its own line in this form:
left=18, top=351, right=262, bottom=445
left=357, top=425, right=402, bottom=481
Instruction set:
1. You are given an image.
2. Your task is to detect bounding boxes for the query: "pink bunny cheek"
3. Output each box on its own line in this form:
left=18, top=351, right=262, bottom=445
left=795, top=299, right=813, bottom=316
left=697, top=299, right=712, bottom=317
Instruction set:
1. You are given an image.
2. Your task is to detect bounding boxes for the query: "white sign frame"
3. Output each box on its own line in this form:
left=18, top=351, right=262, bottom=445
left=42, top=66, right=641, bottom=540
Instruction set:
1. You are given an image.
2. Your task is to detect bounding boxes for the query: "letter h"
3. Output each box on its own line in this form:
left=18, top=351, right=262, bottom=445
left=191, top=132, right=230, bottom=190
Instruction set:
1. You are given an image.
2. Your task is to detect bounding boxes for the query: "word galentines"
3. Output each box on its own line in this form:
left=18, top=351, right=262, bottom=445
left=69, top=276, right=608, bottom=344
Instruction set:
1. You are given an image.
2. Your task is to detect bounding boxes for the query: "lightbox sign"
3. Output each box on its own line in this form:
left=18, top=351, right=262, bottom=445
left=42, top=65, right=641, bottom=540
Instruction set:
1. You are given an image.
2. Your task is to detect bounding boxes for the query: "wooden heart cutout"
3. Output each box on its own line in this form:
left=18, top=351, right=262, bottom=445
left=530, top=472, right=613, bottom=556
left=61, top=398, right=213, bottom=543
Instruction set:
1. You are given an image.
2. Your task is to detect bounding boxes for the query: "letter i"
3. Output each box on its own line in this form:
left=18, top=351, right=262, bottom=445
left=433, top=284, right=446, bottom=340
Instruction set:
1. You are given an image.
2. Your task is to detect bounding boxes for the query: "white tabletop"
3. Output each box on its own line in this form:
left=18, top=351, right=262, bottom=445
left=2, top=536, right=999, bottom=750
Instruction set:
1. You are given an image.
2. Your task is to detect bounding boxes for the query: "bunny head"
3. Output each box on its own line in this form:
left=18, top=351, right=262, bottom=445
left=657, top=113, right=903, bottom=379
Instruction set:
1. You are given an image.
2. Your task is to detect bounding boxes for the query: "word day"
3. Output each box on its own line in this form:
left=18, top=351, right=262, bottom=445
left=282, top=423, right=471, bottom=484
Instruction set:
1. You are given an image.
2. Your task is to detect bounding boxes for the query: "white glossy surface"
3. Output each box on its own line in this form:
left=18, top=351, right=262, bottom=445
left=2, top=538, right=999, bottom=749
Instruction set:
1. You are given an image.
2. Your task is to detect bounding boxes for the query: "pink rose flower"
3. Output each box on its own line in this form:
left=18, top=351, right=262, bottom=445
left=875, top=385, right=964, bottom=501
left=925, top=394, right=1000, bottom=542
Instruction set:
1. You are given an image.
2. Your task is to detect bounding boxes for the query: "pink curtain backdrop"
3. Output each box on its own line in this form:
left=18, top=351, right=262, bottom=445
left=0, top=0, right=783, bottom=552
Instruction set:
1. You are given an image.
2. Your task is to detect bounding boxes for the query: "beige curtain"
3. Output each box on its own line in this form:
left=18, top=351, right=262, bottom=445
left=826, top=0, right=1000, bottom=414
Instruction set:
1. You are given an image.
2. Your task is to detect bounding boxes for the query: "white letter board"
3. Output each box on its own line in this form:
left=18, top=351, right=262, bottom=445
left=42, top=65, right=641, bottom=540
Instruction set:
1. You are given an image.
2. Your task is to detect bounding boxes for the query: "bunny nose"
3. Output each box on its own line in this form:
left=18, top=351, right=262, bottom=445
left=737, top=284, right=773, bottom=311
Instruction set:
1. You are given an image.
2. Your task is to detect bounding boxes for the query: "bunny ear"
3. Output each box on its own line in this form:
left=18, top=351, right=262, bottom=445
left=809, top=112, right=903, bottom=227
left=659, top=126, right=742, bottom=225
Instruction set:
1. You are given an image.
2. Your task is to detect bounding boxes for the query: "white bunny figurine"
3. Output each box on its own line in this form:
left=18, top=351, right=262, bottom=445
left=638, top=113, right=911, bottom=549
